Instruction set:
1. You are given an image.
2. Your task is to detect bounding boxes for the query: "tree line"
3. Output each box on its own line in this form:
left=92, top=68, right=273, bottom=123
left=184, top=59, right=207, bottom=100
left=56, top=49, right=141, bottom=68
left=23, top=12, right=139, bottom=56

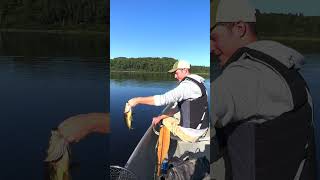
left=1, top=1, right=319, bottom=36
left=110, top=57, right=210, bottom=74
left=0, top=0, right=108, bottom=31
left=256, top=10, right=320, bottom=37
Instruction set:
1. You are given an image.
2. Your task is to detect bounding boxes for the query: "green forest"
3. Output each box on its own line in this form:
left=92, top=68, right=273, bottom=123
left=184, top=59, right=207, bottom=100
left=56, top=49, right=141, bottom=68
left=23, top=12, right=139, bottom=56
left=255, top=12, right=320, bottom=52
left=256, top=11, right=320, bottom=37
left=110, top=57, right=209, bottom=74
left=0, top=0, right=108, bottom=31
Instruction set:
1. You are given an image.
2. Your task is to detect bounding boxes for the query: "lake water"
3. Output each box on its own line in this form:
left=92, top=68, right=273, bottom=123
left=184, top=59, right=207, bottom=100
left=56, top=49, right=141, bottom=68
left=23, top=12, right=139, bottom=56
left=110, top=72, right=210, bottom=166
left=0, top=32, right=108, bottom=179
left=1, top=31, right=319, bottom=179
left=300, top=54, right=320, bottom=179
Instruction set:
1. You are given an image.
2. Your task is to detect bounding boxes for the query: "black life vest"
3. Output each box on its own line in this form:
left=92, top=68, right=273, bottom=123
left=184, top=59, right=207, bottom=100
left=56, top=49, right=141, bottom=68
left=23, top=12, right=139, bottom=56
left=178, top=76, right=209, bottom=130
left=214, top=47, right=317, bottom=180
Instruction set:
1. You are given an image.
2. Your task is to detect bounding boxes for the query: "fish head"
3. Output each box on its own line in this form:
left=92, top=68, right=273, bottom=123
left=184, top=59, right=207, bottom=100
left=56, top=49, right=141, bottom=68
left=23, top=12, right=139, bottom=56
left=45, top=150, right=70, bottom=180
left=44, top=130, right=71, bottom=180
left=124, top=103, right=131, bottom=113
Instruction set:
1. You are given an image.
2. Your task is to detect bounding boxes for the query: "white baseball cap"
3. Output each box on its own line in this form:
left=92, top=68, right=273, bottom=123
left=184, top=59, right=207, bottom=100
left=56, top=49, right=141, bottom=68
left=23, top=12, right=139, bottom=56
left=168, top=60, right=191, bottom=73
left=216, top=0, right=256, bottom=23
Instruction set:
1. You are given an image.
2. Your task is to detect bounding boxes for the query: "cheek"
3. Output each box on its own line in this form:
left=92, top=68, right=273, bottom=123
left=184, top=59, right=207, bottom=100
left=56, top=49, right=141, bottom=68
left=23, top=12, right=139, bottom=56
left=218, top=36, right=235, bottom=55
left=212, top=41, right=222, bottom=56
left=210, top=40, right=214, bottom=51
left=216, top=35, right=227, bottom=48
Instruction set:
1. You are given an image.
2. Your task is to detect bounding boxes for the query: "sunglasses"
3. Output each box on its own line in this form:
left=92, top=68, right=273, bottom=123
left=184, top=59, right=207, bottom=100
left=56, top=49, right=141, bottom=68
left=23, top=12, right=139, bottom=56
left=211, top=22, right=237, bottom=32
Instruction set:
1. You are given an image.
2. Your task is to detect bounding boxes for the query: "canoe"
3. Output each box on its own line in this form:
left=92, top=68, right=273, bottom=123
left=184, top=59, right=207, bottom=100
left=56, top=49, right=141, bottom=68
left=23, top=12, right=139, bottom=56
left=123, top=104, right=210, bottom=180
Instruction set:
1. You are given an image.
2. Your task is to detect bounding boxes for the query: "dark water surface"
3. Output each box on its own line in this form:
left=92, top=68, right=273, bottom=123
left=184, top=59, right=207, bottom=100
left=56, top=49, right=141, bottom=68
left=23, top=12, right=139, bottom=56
left=0, top=32, right=108, bottom=179
left=0, top=31, right=107, bottom=57
left=300, top=54, right=320, bottom=179
left=110, top=72, right=210, bottom=166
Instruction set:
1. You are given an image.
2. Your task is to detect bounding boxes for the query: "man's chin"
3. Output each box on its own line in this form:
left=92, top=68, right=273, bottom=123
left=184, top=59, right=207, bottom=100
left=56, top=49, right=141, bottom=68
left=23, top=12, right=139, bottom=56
left=210, top=53, right=221, bottom=64
left=218, top=56, right=229, bottom=67
left=211, top=53, right=229, bottom=67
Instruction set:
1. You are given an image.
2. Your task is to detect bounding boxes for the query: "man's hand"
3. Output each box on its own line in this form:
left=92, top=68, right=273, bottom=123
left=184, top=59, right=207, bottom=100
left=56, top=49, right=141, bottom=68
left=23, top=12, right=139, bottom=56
left=58, top=113, right=109, bottom=143
left=152, top=116, right=163, bottom=126
left=128, top=98, right=139, bottom=107
left=152, top=114, right=171, bottom=126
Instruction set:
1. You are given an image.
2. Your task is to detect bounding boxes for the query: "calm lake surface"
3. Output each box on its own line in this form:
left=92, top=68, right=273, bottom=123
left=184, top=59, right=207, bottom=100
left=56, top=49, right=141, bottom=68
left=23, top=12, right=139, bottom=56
left=300, top=54, right=320, bottom=179
left=0, top=32, right=108, bottom=180
left=110, top=72, right=210, bottom=166
left=2, top=30, right=319, bottom=179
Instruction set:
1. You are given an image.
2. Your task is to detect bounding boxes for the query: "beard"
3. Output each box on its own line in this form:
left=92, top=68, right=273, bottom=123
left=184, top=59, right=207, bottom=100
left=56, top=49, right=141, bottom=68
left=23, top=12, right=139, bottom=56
left=210, top=52, right=223, bottom=81
left=210, top=52, right=222, bottom=67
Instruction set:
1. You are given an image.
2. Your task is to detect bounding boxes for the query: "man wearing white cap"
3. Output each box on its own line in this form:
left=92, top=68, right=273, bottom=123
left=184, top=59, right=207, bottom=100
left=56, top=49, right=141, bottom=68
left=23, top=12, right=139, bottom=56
left=128, top=60, right=209, bottom=143
left=211, top=0, right=316, bottom=180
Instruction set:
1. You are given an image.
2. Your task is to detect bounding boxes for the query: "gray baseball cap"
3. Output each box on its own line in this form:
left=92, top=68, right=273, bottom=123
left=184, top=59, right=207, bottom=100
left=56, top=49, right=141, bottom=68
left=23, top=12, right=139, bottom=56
left=216, top=0, right=256, bottom=23
left=168, top=60, right=191, bottom=73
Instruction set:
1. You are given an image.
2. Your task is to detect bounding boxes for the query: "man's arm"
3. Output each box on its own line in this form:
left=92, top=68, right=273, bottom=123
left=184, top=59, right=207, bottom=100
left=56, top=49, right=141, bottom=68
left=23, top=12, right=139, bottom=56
left=128, top=96, right=155, bottom=107
left=58, top=113, right=109, bottom=143
left=128, top=79, right=200, bottom=108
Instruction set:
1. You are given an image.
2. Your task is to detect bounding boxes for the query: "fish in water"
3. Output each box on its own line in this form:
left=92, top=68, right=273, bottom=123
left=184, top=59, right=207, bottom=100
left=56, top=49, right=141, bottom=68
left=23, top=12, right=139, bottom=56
left=44, top=130, right=71, bottom=180
left=124, top=103, right=133, bottom=129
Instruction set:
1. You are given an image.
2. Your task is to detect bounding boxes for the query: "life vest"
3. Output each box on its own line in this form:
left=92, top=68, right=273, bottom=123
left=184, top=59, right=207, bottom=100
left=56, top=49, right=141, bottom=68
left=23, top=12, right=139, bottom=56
left=178, top=76, right=209, bottom=130
left=215, top=47, right=317, bottom=180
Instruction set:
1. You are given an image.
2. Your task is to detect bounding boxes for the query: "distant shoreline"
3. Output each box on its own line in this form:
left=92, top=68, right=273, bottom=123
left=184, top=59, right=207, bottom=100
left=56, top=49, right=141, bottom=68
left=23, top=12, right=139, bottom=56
left=0, top=28, right=107, bottom=35
left=111, top=70, right=209, bottom=76
left=111, top=70, right=166, bottom=73
left=1, top=29, right=319, bottom=41
left=260, top=36, right=320, bottom=41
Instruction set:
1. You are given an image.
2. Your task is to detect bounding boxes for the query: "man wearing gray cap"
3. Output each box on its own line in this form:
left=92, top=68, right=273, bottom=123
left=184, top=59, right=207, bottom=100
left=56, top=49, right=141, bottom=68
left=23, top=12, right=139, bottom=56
left=211, top=0, right=316, bottom=180
left=128, top=60, right=209, bottom=143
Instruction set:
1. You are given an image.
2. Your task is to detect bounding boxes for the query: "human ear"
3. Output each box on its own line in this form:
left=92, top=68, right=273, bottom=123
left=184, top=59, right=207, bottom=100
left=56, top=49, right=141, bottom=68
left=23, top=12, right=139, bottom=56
left=232, top=21, right=246, bottom=38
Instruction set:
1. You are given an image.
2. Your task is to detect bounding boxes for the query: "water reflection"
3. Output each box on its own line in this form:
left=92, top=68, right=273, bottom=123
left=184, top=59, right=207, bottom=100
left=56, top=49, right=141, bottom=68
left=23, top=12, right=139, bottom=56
left=0, top=32, right=108, bottom=57
left=263, top=38, right=320, bottom=54
left=0, top=31, right=108, bottom=180
left=111, top=72, right=174, bottom=82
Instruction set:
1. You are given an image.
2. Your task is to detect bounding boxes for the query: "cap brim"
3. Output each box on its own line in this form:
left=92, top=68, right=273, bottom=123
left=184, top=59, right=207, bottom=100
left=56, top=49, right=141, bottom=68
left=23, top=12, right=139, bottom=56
left=168, top=68, right=177, bottom=73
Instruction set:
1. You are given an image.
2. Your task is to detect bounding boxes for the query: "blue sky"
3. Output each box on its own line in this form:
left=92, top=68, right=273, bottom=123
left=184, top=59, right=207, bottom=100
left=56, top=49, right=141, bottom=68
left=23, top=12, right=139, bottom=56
left=110, top=0, right=210, bottom=66
left=251, top=0, right=320, bottom=16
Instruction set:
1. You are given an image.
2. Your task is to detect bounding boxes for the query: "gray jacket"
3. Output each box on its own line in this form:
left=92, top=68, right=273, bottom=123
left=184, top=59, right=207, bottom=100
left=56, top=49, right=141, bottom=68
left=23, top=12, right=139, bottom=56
left=154, top=74, right=207, bottom=107
left=211, top=40, right=314, bottom=180
left=212, top=40, right=313, bottom=127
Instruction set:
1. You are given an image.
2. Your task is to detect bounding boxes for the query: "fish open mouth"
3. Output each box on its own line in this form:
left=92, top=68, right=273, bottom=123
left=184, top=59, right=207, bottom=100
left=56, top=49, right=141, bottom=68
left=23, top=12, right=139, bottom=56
left=124, top=103, right=132, bottom=113
left=44, top=130, right=69, bottom=162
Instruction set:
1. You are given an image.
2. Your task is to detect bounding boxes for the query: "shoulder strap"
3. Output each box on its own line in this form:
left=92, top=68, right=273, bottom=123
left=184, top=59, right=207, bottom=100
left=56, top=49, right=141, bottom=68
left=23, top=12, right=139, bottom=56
left=223, top=47, right=308, bottom=110
left=181, top=76, right=206, bottom=96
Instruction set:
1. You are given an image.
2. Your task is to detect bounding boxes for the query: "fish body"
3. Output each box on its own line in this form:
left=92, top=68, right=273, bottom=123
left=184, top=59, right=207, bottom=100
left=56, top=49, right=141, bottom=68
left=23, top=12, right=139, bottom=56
left=124, top=103, right=133, bottom=129
left=47, top=149, right=70, bottom=180
left=45, top=130, right=71, bottom=180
